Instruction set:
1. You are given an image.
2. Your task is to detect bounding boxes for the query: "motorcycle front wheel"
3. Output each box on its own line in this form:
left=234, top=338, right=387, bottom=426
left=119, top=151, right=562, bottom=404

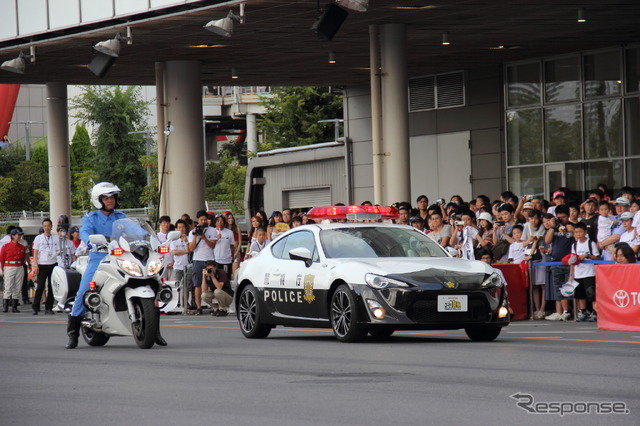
left=131, top=298, right=159, bottom=349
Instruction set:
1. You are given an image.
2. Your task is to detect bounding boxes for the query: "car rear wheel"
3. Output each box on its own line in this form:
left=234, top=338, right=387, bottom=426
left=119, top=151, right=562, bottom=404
left=465, top=326, right=502, bottom=342
left=330, top=285, right=367, bottom=342
left=238, top=284, right=271, bottom=339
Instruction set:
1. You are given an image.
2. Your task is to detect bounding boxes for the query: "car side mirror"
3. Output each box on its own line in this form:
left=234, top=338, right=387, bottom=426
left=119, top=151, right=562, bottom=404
left=289, top=247, right=313, bottom=267
left=166, top=230, right=181, bottom=242
left=89, top=234, right=108, bottom=247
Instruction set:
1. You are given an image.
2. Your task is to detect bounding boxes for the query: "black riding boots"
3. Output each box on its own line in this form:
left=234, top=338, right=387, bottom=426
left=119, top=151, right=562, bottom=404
left=65, top=315, right=82, bottom=349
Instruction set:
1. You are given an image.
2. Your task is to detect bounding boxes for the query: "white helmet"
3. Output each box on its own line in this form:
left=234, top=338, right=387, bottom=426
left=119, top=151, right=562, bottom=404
left=91, top=182, right=121, bottom=210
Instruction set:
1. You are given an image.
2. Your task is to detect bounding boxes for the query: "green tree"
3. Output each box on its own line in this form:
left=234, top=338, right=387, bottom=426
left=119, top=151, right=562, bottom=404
left=1, top=161, right=48, bottom=211
left=72, top=169, right=99, bottom=213
left=72, top=86, right=150, bottom=208
left=204, top=147, right=245, bottom=215
left=70, top=124, right=94, bottom=173
left=258, top=86, right=343, bottom=149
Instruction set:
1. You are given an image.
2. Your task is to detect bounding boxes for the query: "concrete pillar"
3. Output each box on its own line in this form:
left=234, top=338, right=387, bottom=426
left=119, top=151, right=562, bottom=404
left=380, top=24, right=410, bottom=205
left=246, top=113, right=257, bottom=159
left=369, top=24, right=383, bottom=205
left=162, top=61, right=205, bottom=221
left=46, top=83, right=71, bottom=223
left=155, top=62, right=168, bottom=216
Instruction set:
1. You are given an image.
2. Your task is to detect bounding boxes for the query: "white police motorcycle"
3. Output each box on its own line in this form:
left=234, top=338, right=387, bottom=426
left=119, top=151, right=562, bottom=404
left=52, top=218, right=180, bottom=349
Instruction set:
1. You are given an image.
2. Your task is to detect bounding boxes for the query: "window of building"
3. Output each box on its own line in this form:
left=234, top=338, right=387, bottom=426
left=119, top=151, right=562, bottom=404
left=625, top=47, right=640, bottom=93
left=544, top=55, right=580, bottom=103
left=624, top=97, right=640, bottom=156
left=507, top=62, right=540, bottom=107
left=584, top=99, right=622, bottom=159
left=508, top=166, right=544, bottom=197
left=506, top=109, right=542, bottom=165
left=583, top=50, right=621, bottom=99
left=544, top=105, right=582, bottom=163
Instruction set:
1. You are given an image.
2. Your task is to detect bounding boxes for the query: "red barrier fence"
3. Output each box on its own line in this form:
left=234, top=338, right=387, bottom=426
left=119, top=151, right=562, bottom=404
left=492, top=263, right=529, bottom=321
left=596, top=264, right=640, bottom=332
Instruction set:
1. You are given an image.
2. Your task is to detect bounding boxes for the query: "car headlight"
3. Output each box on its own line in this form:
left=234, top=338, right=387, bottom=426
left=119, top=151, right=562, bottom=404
left=481, top=272, right=503, bottom=288
left=365, top=273, right=410, bottom=289
left=116, top=258, right=143, bottom=277
left=147, top=258, right=164, bottom=276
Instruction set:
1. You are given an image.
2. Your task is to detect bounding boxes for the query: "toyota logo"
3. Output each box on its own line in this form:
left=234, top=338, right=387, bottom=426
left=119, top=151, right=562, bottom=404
left=613, top=290, right=630, bottom=308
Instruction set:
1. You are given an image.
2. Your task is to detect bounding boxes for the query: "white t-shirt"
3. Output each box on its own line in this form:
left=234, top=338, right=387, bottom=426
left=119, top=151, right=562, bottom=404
left=212, top=227, right=235, bottom=264
left=0, top=234, right=10, bottom=250
left=572, top=239, right=599, bottom=279
left=633, top=211, right=640, bottom=230
left=619, top=229, right=639, bottom=249
left=597, top=215, right=616, bottom=242
left=493, top=267, right=508, bottom=287
left=188, top=227, right=216, bottom=262
left=170, top=237, right=189, bottom=271
left=508, top=241, right=526, bottom=264
left=459, top=226, right=478, bottom=260
left=33, top=234, right=59, bottom=265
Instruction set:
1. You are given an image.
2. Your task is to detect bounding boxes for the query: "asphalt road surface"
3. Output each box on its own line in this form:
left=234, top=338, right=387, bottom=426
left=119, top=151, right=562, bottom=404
left=1, top=309, right=638, bottom=426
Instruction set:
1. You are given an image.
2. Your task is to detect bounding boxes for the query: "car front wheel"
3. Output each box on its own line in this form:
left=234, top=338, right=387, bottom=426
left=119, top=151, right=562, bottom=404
left=238, top=284, right=271, bottom=339
left=330, top=285, right=367, bottom=343
left=465, top=326, right=502, bottom=342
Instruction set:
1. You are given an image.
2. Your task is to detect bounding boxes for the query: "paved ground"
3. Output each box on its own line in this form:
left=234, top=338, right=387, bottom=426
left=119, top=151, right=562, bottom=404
left=1, top=308, right=638, bottom=426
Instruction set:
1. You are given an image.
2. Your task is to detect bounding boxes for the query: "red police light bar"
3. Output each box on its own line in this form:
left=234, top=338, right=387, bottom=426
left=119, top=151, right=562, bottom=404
left=158, top=246, right=170, bottom=254
left=111, top=248, right=125, bottom=256
left=306, top=205, right=399, bottom=220
left=89, top=281, right=96, bottom=291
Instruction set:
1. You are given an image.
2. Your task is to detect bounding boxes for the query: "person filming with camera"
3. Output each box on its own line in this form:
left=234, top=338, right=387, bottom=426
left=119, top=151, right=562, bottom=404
left=188, top=210, right=217, bottom=315
left=200, top=261, right=233, bottom=316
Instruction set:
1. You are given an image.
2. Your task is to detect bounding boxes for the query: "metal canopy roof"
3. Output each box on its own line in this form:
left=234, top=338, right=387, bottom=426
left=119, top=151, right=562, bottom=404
left=0, top=0, right=639, bottom=87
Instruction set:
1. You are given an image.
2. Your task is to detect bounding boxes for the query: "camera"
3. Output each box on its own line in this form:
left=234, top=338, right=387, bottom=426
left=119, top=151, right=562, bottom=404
left=206, top=268, right=213, bottom=274
left=455, top=220, right=464, bottom=226
left=496, top=221, right=505, bottom=226
left=436, top=198, right=445, bottom=206
left=194, top=224, right=207, bottom=235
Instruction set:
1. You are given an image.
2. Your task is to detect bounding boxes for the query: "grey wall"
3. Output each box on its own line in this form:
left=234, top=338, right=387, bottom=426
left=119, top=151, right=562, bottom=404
left=344, top=65, right=506, bottom=205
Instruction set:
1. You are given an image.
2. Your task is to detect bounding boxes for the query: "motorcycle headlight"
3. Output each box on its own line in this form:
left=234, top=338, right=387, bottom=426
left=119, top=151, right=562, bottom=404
left=482, top=272, right=503, bottom=288
left=116, top=258, right=143, bottom=277
left=147, top=258, right=164, bottom=276
left=365, top=273, right=410, bottom=289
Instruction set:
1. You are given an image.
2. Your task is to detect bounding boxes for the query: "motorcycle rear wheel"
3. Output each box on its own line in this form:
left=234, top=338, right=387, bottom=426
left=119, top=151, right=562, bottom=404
left=131, top=298, right=159, bottom=349
left=81, top=327, right=110, bottom=346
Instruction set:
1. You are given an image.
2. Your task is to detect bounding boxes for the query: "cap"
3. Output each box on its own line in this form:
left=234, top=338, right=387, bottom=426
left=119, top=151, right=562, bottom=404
left=553, top=190, right=565, bottom=199
left=522, top=202, right=534, bottom=210
left=584, top=198, right=597, bottom=204
left=478, top=212, right=493, bottom=223
left=615, top=197, right=630, bottom=206
left=69, top=226, right=79, bottom=233
left=620, top=211, right=634, bottom=221
left=10, top=229, right=23, bottom=236
left=409, top=216, right=424, bottom=224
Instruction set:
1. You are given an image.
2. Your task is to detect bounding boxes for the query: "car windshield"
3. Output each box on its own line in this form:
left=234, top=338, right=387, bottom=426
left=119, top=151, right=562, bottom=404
left=111, top=218, right=154, bottom=251
left=320, top=227, right=448, bottom=258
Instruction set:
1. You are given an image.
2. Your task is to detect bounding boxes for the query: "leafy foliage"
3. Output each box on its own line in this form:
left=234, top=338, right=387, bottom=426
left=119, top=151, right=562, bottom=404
left=72, top=86, right=150, bottom=208
left=0, top=144, right=49, bottom=212
left=205, top=145, right=245, bottom=215
left=258, top=87, right=343, bottom=149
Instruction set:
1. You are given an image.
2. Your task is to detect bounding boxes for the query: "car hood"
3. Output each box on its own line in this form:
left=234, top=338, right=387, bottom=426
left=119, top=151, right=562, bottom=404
left=332, top=257, right=494, bottom=289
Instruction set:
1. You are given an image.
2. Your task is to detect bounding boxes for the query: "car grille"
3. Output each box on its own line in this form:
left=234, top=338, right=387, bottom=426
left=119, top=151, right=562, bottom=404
left=406, top=294, right=490, bottom=323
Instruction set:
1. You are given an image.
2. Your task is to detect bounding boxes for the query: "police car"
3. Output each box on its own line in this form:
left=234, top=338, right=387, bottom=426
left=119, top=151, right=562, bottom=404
left=235, top=205, right=509, bottom=342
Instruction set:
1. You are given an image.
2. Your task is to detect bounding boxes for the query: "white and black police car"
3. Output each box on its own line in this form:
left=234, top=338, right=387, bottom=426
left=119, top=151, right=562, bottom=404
left=235, top=205, right=509, bottom=342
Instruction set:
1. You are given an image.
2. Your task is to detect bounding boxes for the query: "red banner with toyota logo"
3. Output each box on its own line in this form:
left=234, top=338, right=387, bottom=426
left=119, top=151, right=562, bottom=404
left=596, top=264, right=640, bottom=331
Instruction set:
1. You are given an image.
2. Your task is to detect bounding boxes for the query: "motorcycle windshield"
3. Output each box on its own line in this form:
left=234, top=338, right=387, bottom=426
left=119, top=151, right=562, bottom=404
left=111, top=219, right=153, bottom=252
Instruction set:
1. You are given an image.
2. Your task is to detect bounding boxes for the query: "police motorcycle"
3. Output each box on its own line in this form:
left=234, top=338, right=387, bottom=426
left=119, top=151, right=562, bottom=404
left=51, top=218, right=180, bottom=349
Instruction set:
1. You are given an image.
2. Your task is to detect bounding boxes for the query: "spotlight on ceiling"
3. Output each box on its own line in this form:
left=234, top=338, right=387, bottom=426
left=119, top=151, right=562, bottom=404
left=204, top=4, right=245, bottom=37
left=93, top=28, right=133, bottom=57
left=231, top=67, right=238, bottom=79
left=0, top=48, right=35, bottom=74
left=329, top=51, right=336, bottom=64
left=577, top=7, right=586, bottom=23
left=335, top=0, right=368, bottom=12
left=442, top=31, right=450, bottom=46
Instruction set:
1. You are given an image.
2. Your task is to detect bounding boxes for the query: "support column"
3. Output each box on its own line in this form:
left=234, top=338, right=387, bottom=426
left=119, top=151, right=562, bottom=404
left=162, top=61, right=205, bottom=221
left=155, top=62, right=168, bottom=217
left=380, top=24, right=410, bottom=205
left=246, top=113, right=257, bottom=159
left=369, top=24, right=383, bottom=205
left=46, top=83, right=71, bottom=223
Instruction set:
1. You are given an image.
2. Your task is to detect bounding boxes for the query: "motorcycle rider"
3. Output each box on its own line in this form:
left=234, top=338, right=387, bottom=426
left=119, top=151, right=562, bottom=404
left=65, top=182, right=167, bottom=349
